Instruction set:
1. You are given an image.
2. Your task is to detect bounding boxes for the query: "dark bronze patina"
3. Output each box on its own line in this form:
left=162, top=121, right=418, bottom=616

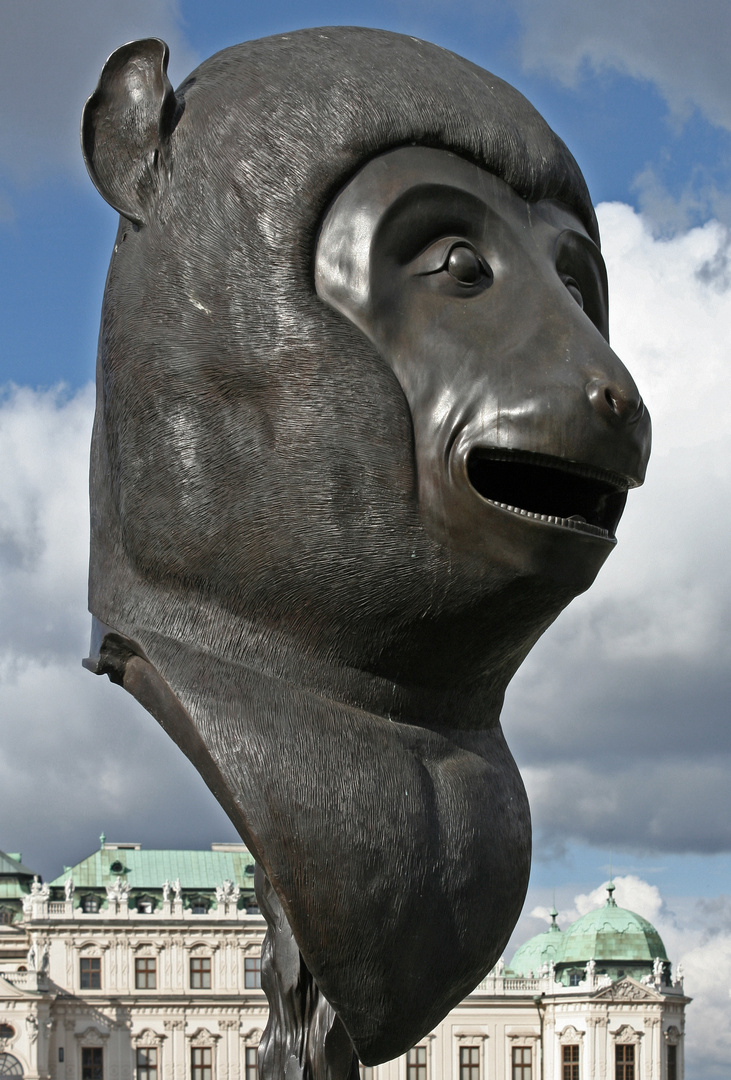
left=81, top=27, right=650, bottom=1072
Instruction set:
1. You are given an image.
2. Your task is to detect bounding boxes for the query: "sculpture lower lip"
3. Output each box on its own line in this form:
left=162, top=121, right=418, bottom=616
left=466, top=448, right=629, bottom=541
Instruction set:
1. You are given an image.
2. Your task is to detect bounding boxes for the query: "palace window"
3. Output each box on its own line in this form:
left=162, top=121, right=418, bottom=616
left=0, top=1055, right=23, bottom=1077
left=244, top=957, right=261, bottom=989
left=80, top=956, right=101, bottom=989
left=459, top=1045, right=480, bottom=1080
left=245, top=1047, right=258, bottom=1080
left=135, top=957, right=157, bottom=990
left=0, top=909, right=12, bottom=926
left=616, top=1044, right=634, bottom=1080
left=562, top=1045, right=579, bottom=1080
left=81, top=895, right=101, bottom=913
left=406, top=1045, right=427, bottom=1080
left=82, top=1048, right=103, bottom=1080
left=0, top=1027, right=14, bottom=1040
left=136, top=1048, right=158, bottom=1080
left=191, top=956, right=212, bottom=989
left=191, top=1047, right=212, bottom=1080
left=667, top=1045, right=677, bottom=1080
left=512, top=1046, right=532, bottom=1080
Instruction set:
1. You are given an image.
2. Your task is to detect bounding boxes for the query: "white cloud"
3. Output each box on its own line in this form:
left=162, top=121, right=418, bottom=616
left=505, top=201, right=731, bottom=854
left=632, top=167, right=731, bottom=237
left=0, top=384, right=236, bottom=878
left=0, top=385, right=91, bottom=662
left=578, top=875, right=662, bottom=921
left=513, top=0, right=731, bottom=132
left=0, top=0, right=197, bottom=187
left=530, top=875, right=663, bottom=933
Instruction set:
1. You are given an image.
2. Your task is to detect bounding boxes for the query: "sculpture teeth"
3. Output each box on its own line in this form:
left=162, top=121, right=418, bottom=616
left=486, top=499, right=610, bottom=539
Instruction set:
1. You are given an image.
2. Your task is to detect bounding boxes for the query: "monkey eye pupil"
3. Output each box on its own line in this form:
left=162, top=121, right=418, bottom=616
left=447, top=244, right=483, bottom=284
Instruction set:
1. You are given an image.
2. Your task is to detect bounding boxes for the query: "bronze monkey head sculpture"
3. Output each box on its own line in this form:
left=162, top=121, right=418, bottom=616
left=81, top=28, right=650, bottom=1065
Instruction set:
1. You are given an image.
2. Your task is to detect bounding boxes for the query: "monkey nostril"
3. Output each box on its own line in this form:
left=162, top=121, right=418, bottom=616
left=587, top=379, right=643, bottom=425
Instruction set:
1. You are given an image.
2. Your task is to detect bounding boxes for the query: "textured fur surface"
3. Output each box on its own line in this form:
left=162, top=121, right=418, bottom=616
left=85, top=28, right=610, bottom=1063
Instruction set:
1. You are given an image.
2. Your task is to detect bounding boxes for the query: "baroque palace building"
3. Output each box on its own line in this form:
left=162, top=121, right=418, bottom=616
left=0, top=842, right=688, bottom=1080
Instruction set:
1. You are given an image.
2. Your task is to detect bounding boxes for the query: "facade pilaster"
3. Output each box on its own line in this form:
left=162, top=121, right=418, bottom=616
left=163, top=1019, right=185, bottom=1080
left=644, top=1015, right=661, bottom=1080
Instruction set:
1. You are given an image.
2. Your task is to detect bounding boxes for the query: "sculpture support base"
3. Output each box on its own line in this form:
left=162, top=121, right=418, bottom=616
left=256, top=868, right=360, bottom=1080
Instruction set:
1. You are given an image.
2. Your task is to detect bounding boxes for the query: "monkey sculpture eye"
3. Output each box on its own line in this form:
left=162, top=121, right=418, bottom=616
left=562, top=275, right=584, bottom=309
left=410, top=237, right=493, bottom=290
left=447, top=243, right=486, bottom=285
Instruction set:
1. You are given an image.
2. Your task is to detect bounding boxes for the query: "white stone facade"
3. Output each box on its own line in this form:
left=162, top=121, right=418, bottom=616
left=0, top=868, right=687, bottom=1080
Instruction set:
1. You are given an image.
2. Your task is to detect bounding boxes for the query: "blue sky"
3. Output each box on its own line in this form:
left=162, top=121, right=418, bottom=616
left=2, top=3, right=731, bottom=1076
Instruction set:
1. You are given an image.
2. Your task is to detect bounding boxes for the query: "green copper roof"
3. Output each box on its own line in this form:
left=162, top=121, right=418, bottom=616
left=0, top=850, right=39, bottom=899
left=48, top=844, right=256, bottom=890
left=510, top=884, right=668, bottom=976
left=558, top=883, right=667, bottom=966
left=0, top=851, right=38, bottom=878
left=510, top=907, right=562, bottom=976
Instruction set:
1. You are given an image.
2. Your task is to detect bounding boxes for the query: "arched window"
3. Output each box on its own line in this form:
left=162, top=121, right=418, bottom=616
left=0, top=1054, right=23, bottom=1077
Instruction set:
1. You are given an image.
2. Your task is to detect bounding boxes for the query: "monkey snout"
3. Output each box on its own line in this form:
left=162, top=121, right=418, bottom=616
left=586, top=377, right=645, bottom=426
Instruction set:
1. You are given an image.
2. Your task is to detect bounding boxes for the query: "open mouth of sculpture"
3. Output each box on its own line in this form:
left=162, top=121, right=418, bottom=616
left=467, top=449, right=629, bottom=540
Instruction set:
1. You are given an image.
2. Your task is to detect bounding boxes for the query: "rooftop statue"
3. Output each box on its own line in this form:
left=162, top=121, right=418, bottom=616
left=81, top=26, right=651, bottom=1074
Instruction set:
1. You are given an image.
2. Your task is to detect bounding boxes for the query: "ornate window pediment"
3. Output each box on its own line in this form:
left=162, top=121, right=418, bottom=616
left=611, top=1025, right=643, bottom=1045
left=75, top=1026, right=109, bottom=1046
left=558, top=1026, right=584, bottom=1044
left=133, top=943, right=159, bottom=955
left=132, top=1029, right=166, bottom=1048
left=189, top=943, right=216, bottom=956
left=188, top=1028, right=220, bottom=1047
left=78, top=942, right=103, bottom=954
left=664, top=1026, right=680, bottom=1045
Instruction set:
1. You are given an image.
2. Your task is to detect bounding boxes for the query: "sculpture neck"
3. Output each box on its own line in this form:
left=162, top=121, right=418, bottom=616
left=88, top=614, right=508, bottom=731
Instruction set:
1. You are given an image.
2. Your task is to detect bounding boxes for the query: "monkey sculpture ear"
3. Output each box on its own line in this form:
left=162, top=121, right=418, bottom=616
left=81, top=38, right=178, bottom=227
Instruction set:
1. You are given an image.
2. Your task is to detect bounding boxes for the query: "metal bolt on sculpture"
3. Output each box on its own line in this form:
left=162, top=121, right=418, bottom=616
left=81, top=27, right=651, bottom=1080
